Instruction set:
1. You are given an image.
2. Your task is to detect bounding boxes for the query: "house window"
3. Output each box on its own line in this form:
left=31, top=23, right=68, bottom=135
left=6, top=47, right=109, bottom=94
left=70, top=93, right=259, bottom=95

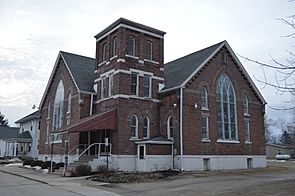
left=112, top=37, right=118, bottom=57
left=202, top=116, right=209, bottom=140
left=144, top=75, right=151, bottom=98
left=102, top=43, right=108, bottom=62
left=243, top=95, right=249, bottom=115
left=216, top=74, right=237, bottom=140
left=131, top=72, right=138, bottom=95
left=131, top=115, right=138, bottom=138
left=244, top=119, right=251, bottom=142
left=167, top=116, right=173, bottom=139
left=109, top=75, right=113, bottom=97
left=101, top=77, right=107, bottom=99
left=201, top=86, right=208, bottom=109
left=127, top=36, right=135, bottom=56
left=143, top=116, right=150, bottom=138
left=145, top=41, right=152, bottom=60
left=53, top=80, right=64, bottom=130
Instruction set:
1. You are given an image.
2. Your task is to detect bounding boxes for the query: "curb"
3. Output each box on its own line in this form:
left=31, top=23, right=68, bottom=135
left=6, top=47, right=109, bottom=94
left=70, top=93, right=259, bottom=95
left=0, top=168, right=48, bottom=185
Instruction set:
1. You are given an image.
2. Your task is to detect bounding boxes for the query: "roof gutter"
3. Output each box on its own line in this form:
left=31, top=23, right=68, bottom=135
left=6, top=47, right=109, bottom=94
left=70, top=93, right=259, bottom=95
left=158, top=85, right=182, bottom=94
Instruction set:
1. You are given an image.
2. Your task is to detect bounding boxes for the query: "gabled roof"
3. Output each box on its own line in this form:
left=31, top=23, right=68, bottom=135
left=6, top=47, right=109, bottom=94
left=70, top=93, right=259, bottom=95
left=15, top=110, right=40, bottom=124
left=60, top=51, right=96, bottom=92
left=163, top=41, right=224, bottom=91
left=94, top=18, right=166, bottom=40
left=0, top=127, right=19, bottom=139
left=17, top=131, right=32, bottom=140
left=40, top=51, right=96, bottom=108
left=161, top=40, right=266, bottom=104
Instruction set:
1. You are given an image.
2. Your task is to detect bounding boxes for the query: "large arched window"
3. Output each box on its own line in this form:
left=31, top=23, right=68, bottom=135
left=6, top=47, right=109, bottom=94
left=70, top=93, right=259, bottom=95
left=201, top=86, right=208, bottom=109
left=131, top=115, right=138, bottom=138
left=216, top=74, right=237, bottom=140
left=53, top=80, right=64, bottom=130
left=167, top=116, right=173, bottom=139
left=143, top=116, right=150, bottom=138
left=243, top=95, right=249, bottom=115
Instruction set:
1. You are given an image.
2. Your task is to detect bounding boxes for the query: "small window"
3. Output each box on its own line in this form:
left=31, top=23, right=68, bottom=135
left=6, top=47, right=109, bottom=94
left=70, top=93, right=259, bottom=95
left=109, top=75, right=113, bottom=97
left=45, top=123, right=49, bottom=144
left=102, top=43, right=108, bottom=62
left=203, top=158, right=210, bottom=171
left=143, top=117, right=150, bottom=138
left=145, top=41, right=152, bottom=60
left=131, top=115, right=138, bottom=138
left=244, top=119, right=251, bottom=142
left=67, top=92, right=71, bottom=113
left=47, top=102, right=50, bottom=119
left=112, top=37, right=118, bottom=57
left=243, top=95, right=249, bottom=115
left=131, top=72, right=138, bottom=95
left=222, top=53, right=227, bottom=64
left=127, top=36, right=135, bottom=56
left=167, top=116, right=173, bottom=139
left=101, top=77, right=107, bottom=99
left=202, top=116, right=209, bottom=140
left=144, top=75, right=151, bottom=98
left=201, top=86, right=208, bottom=109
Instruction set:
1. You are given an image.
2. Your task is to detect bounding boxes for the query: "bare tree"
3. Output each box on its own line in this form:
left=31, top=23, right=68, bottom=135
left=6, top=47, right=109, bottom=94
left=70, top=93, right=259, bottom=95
left=0, top=112, right=9, bottom=127
left=239, top=5, right=295, bottom=110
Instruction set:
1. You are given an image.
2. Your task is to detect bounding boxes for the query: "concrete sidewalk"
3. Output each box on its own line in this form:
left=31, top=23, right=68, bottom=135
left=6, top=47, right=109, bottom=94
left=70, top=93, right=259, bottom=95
left=0, top=164, right=120, bottom=196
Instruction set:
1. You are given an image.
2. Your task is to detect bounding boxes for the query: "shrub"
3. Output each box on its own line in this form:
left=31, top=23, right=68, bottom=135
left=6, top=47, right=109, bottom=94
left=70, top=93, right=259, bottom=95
left=23, top=159, right=35, bottom=166
left=31, top=160, right=44, bottom=167
left=55, top=162, right=65, bottom=170
left=41, top=161, right=56, bottom=169
left=75, top=164, right=92, bottom=176
left=96, top=165, right=108, bottom=174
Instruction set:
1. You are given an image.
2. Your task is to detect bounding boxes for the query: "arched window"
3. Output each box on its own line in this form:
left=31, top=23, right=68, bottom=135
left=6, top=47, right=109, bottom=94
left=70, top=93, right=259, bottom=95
left=53, top=80, right=64, bottom=130
left=67, top=92, right=71, bottom=113
left=216, top=74, right=237, bottom=140
left=102, top=43, right=108, bottom=62
left=143, top=117, right=150, bottom=138
left=243, top=95, right=249, bottom=115
left=167, top=116, right=173, bottom=139
left=131, top=115, right=138, bottom=138
left=112, top=37, right=118, bottom=57
left=127, top=36, right=135, bottom=56
left=201, top=86, right=208, bottom=109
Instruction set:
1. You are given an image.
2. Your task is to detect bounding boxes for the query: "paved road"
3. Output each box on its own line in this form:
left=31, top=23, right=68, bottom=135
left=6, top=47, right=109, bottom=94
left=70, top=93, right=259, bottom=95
left=98, top=161, right=295, bottom=196
left=0, top=170, right=119, bottom=196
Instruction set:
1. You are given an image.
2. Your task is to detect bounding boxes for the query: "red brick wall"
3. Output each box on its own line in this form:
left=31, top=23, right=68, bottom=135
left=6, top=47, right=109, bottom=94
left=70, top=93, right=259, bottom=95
left=180, top=47, right=265, bottom=155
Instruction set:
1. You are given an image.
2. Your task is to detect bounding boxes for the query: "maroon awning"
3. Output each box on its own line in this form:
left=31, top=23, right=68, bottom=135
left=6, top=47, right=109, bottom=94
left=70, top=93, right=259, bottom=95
left=68, top=109, right=116, bottom=132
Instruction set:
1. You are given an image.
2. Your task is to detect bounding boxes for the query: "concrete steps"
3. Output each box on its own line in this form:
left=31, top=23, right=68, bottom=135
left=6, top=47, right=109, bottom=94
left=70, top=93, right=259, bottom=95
left=67, top=156, right=95, bottom=170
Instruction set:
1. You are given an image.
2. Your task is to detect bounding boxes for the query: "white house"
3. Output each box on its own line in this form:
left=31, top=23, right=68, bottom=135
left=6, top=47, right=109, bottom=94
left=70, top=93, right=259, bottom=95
left=0, top=126, right=19, bottom=158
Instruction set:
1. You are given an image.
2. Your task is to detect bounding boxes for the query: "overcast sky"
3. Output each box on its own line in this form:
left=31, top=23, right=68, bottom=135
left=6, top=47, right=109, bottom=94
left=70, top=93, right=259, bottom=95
left=0, top=0, right=294, bottom=133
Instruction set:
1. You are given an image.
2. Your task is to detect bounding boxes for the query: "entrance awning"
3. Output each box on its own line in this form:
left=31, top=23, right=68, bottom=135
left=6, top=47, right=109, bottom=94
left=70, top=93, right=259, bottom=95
left=68, top=109, right=116, bottom=133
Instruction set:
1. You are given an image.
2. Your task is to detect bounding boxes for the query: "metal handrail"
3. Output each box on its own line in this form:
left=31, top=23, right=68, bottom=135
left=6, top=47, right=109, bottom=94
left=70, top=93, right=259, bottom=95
left=75, top=143, right=112, bottom=160
left=68, top=143, right=88, bottom=154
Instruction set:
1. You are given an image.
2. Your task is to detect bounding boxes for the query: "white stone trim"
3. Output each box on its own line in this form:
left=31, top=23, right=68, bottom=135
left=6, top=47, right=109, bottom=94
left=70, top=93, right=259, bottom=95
left=117, top=58, right=126, bottom=63
left=94, top=68, right=164, bottom=82
left=144, top=59, right=160, bottom=64
left=96, top=23, right=164, bottom=42
left=94, top=94, right=160, bottom=104
left=97, top=61, right=107, bottom=67
left=110, top=55, right=118, bottom=61
left=217, top=139, right=240, bottom=144
left=160, top=68, right=164, bottom=71
left=125, top=54, right=139, bottom=59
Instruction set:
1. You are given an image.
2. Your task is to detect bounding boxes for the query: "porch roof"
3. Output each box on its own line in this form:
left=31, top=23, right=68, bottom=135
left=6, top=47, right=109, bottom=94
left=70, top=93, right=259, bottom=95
left=68, top=109, right=116, bottom=133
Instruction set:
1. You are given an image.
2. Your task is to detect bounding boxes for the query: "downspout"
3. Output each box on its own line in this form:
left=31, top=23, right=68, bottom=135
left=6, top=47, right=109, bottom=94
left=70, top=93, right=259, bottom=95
left=90, top=94, right=93, bottom=116
left=180, top=87, right=184, bottom=171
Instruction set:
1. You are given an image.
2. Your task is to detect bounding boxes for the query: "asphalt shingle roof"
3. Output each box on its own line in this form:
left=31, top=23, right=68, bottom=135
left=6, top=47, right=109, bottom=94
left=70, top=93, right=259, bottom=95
left=15, top=110, right=40, bottom=124
left=60, top=51, right=96, bottom=93
left=17, top=131, right=32, bottom=140
left=0, top=127, right=19, bottom=139
left=163, top=41, right=224, bottom=91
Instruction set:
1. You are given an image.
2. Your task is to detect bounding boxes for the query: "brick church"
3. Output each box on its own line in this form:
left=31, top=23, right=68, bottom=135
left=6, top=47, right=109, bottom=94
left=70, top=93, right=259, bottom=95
left=38, top=18, right=266, bottom=171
